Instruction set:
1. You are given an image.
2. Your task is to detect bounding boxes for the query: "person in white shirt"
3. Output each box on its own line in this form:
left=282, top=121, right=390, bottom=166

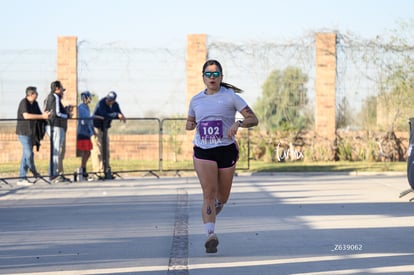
left=186, top=59, right=259, bottom=253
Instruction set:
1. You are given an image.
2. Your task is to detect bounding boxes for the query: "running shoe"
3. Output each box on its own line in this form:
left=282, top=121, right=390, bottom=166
left=205, top=233, right=219, bottom=253
left=16, top=179, right=32, bottom=186
left=52, top=175, right=71, bottom=184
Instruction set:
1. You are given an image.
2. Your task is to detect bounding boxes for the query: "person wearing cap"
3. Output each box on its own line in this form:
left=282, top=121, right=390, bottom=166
left=44, top=80, right=73, bottom=183
left=16, top=86, right=51, bottom=186
left=91, top=91, right=126, bottom=178
left=77, top=91, right=94, bottom=180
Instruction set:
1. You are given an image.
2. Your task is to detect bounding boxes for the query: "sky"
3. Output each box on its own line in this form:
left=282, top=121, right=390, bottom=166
left=1, top=0, right=413, bottom=50
left=0, top=0, right=413, bottom=118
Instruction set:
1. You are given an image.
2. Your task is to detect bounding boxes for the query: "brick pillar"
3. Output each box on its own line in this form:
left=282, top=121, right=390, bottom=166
left=57, top=36, right=78, bottom=159
left=315, top=33, right=336, bottom=141
left=186, top=34, right=207, bottom=108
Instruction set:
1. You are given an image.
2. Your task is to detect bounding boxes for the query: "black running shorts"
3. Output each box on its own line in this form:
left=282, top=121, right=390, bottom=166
left=193, top=143, right=239, bottom=168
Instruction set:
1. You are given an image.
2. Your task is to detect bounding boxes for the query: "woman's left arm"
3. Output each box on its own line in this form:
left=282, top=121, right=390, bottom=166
left=237, top=105, right=259, bottom=128
left=228, top=105, right=258, bottom=137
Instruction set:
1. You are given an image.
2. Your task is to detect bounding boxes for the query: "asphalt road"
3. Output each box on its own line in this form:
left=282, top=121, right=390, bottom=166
left=0, top=172, right=413, bottom=275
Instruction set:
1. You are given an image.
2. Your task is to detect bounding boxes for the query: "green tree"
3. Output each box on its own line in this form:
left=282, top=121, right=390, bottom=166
left=360, top=20, right=414, bottom=131
left=254, top=66, right=310, bottom=132
left=358, top=95, right=377, bottom=131
left=377, top=67, right=414, bottom=131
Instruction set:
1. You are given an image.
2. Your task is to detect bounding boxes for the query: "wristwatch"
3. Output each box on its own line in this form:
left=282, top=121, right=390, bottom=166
left=237, top=120, right=243, bottom=127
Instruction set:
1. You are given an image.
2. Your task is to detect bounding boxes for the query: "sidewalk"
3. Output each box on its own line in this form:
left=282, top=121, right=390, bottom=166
left=0, top=173, right=413, bottom=275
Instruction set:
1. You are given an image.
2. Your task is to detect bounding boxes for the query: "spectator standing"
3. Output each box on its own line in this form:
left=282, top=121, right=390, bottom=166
left=16, top=86, right=50, bottom=186
left=77, top=91, right=94, bottom=180
left=44, top=80, right=73, bottom=183
left=91, top=91, right=126, bottom=179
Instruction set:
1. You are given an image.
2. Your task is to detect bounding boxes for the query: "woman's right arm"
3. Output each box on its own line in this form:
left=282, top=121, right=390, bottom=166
left=186, top=116, right=197, bottom=131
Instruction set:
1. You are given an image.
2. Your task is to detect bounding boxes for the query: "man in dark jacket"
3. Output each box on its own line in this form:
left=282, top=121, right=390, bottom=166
left=44, top=80, right=73, bottom=183
left=91, top=91, right=126, bottom=178
left=16, top=86, right=50, bottom=185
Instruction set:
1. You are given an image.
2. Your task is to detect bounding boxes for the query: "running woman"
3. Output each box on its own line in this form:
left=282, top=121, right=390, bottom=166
left=186, top=59, right=259, bottom=253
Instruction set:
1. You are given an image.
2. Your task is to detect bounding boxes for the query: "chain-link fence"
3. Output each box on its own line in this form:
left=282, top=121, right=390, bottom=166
left=1, top=31, right=414, bottom=163
left=2, top=33, right=413, bottom=128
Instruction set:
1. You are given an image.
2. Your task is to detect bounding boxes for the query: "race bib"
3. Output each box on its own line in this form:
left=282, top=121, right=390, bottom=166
left=199, top=120, right=223, bottom=144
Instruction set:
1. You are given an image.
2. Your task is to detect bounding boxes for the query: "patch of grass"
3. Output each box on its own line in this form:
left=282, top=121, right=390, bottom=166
left=248, top=160, right=406, bottom=173
left=0, top=159, right=406, bottom=178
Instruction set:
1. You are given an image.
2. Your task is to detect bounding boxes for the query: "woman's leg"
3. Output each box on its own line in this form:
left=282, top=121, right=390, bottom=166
left=194, top=158, right=219, bottom=224
left=81, top=150, right=91, bottom=168
left=194, top=157, right=221, bottom=253
left=216, top=143, right=238, bottom=207
left=217, top=165, right=236, bottom=204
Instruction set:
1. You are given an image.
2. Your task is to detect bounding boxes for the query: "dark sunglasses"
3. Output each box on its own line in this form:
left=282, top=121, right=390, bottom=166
left=203, top=71, right=221, bottom=78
